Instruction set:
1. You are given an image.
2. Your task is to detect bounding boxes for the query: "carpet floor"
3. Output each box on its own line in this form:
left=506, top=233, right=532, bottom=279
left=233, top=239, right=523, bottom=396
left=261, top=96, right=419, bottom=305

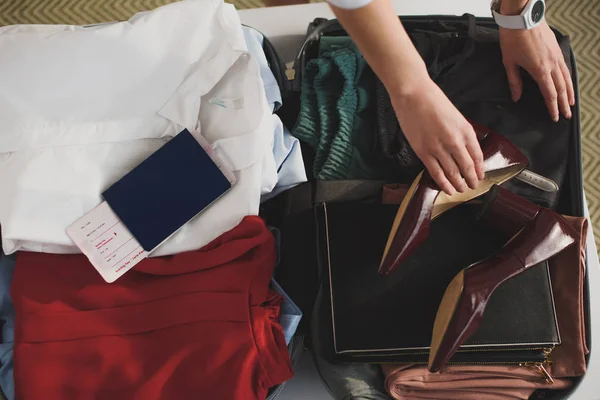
left=1, top=0, right=599, bottom=249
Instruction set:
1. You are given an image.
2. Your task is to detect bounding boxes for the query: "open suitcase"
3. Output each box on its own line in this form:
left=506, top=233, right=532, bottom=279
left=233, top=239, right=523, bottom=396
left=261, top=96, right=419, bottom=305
left=0, top=10, right=587, bottom=400
left=259, top=13, right=590, bottom=400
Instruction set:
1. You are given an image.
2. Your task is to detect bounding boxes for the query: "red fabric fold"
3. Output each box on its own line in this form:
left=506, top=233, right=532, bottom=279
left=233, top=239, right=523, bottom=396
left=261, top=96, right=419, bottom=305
left=19, top=291, right=248, bottom=342
left=12, top=216, right=292, bottom=400
left=250, top=290, right=292, bottom=389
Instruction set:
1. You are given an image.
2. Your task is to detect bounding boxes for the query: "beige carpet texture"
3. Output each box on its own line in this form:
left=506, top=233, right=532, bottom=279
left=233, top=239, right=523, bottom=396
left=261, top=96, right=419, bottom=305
left=0, top=0, right=599, bottom=248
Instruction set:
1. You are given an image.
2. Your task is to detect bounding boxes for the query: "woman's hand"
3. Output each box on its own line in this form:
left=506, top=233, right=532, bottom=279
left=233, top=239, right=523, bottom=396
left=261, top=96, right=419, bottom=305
left=499, top=21, right=575, bottom=122
left=327, top=0, right=485, bottom=195
left=391, top=79, right=485, bottom=195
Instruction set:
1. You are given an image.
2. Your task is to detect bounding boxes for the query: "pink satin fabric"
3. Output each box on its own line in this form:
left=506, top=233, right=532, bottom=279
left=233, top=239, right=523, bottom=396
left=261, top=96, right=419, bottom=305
left=381, top=364, right=571, bottom=400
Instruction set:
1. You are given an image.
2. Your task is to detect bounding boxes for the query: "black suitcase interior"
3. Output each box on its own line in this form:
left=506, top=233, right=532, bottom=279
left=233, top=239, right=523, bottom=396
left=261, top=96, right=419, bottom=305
left=259, top=14, right=589, bottom=400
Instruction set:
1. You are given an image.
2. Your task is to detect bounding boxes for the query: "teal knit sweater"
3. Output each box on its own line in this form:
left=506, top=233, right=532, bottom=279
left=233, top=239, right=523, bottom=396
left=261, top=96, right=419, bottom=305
left=292, top=37, right=394, bottom=180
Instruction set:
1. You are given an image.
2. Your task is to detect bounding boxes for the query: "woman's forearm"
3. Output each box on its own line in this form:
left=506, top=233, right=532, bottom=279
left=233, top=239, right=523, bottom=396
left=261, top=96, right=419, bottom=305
left=500, top=0, right=529, bottom=14
left=328, top=0, right=429, bottom=99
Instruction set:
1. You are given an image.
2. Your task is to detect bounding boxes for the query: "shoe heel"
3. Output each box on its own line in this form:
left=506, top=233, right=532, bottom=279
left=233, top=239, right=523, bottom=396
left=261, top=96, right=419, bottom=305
left=477, top=185, right=540, bottom=237
left=380, top=129, right=528, bottom=277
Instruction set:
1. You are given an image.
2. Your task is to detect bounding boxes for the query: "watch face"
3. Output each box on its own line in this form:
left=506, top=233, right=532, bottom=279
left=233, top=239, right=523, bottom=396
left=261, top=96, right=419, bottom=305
left=531, top=0, right=545, bottom=23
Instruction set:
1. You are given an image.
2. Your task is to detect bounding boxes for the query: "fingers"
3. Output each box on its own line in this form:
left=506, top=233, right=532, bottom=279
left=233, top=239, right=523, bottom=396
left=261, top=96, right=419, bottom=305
left=423, top=125, right=484, bottom=194
left=434, top=150, right=468, bottom=193
left=559, top=59, right=575, bottom=107
left=534, top=71, right=559, bottom=122
left=465, top=135, right=485, bottom=181
left=552, top=68, right=571, bottom=119
left=504, top=62, right=523, bottom=102
left=423, top=156, right=455, bottom=196
left=533, top=61, right=574, bottom=122
left=452, top=146, right=480, bottom=189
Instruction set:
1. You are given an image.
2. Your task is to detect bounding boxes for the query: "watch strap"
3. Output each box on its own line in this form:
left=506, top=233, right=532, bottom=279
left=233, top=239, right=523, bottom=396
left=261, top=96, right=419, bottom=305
left=492, top=9, right=528, bottom=29
left=515, top=169, right=559, bottom=193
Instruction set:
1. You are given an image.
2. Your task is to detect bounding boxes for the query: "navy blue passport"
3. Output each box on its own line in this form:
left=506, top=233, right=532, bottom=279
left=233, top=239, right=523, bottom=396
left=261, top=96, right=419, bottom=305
left=103, top=129, right=233, bottom=252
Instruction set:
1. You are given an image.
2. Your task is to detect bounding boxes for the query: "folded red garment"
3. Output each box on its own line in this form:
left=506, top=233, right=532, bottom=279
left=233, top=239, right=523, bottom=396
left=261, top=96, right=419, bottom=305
left=12, top=216, right=292, bottom=400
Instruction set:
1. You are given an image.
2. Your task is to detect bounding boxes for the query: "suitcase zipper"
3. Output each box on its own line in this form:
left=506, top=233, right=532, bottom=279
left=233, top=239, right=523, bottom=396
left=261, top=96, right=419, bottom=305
left=286, top=19, right=339, bottom=85
left=520, top=361, right=554, bottom=384
left=337, top=347, right=555, bottom=383
left=345, top=345, right=554, bottom=357
left=518, top=347, right=555, bottom=384
left=338, top=346, right=555, bottom=383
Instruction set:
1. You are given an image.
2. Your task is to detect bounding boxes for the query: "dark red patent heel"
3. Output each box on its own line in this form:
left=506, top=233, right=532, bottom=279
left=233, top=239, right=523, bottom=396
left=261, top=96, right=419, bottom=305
left=477, top=184, right=540, bottom=237
left=379, top=126, right=528, bottom=276
left=428, top=199, right=577, bottom=372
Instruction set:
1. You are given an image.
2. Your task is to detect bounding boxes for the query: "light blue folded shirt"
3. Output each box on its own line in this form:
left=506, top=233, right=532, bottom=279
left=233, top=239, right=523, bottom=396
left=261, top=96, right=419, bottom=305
left=242, top=26, right=282, bottom=111
left=262, top=116, right=307, bottom=202
left=269, top=227, right=302, bottom=345
left=242, top=26, right=307, bottom=202
left=271, top=278, right=303, bottom=346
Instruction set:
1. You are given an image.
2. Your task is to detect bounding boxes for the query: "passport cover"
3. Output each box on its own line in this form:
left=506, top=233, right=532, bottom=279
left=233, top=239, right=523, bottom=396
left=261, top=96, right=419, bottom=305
left=316, top=202, right=560, bottom=363
left=103, top=129, right=232, bottom=252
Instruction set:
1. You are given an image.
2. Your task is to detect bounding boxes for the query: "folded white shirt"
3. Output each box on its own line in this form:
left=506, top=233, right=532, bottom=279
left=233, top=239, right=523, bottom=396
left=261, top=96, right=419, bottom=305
left=0, top=0, right=277, bottom=256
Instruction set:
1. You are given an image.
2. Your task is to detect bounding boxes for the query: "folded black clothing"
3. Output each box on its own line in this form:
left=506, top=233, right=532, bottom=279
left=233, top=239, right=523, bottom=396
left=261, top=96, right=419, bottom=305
left=373, top=18, right=573, bottom=209
left=375, top=80, right=423, bottom=180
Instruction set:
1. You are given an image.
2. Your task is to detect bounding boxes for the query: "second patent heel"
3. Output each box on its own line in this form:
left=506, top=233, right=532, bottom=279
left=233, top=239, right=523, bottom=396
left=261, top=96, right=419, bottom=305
left=379, top=129, right=528, bottom=276
left=428, top=208, right=577, bottom=372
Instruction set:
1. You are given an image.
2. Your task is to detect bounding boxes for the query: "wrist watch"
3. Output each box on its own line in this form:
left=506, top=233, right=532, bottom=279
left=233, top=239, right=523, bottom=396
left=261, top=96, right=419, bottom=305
left=491, top=0, right=546, bottom=29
